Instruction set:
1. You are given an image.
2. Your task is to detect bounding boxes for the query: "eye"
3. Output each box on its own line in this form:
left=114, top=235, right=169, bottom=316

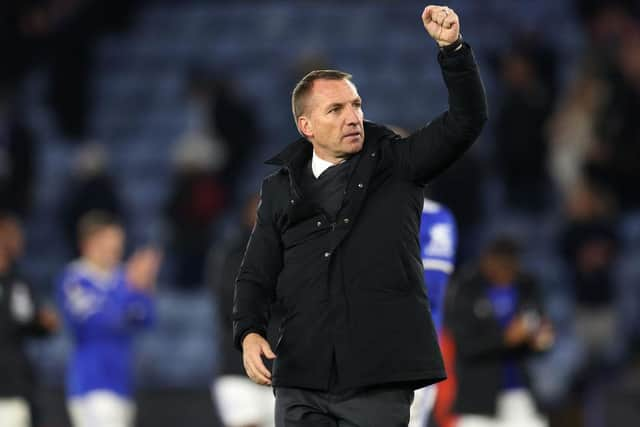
left=353, top=101, right=362, bottom=108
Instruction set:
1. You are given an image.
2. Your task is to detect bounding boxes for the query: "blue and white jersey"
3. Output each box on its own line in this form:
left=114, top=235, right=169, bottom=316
left=57, top=260, right=155, bottom=398
left=420, top=199, right=457, bottom=332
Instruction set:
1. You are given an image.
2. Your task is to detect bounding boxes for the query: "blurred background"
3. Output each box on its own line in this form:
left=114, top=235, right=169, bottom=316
left=1, top=0, right=640, bottom=426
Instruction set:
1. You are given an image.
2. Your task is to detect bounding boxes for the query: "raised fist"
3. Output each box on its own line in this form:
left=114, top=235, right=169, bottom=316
left=422, top=5, right=460, bottom=47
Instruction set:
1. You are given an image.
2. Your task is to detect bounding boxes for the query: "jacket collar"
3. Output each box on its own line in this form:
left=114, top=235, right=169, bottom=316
left=264, top=135, right=312, bottom=168
left=264, top=121, right=379, bottom=168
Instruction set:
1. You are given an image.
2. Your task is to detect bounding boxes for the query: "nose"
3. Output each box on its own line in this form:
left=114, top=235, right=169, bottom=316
left=345, top=105, right=360, bottom=126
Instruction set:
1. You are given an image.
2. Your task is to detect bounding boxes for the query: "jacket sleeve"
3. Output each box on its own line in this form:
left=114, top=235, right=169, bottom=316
left=390, top=42, right=488, bottom=185
left=232, top=181, right=283, bottom=350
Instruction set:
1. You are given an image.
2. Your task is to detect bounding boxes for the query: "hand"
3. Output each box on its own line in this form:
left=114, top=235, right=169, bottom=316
left=422, top=5, right=460, bottom=47
left=504, top=315, right=532, bottom=347
left=38, top=307, right=59, bottom=332
left=126, top=247, right=162, bottom=293
left=242, top=332, right=276, bottom=385
left=531, top=319, right=555, bottom=351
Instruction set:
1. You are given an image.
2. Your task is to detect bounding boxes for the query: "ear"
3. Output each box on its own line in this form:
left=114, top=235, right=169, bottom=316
left=297, top=116, right=313, bottom=139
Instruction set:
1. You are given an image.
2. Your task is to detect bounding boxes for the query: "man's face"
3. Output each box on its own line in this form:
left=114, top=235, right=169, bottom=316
left=482, top=254, right=519, bottom=286
left=85, top=226, right=125, bottom=270
left=298, top=79, right=365, bottom=161
left=0, top=219, right=24, bottom=260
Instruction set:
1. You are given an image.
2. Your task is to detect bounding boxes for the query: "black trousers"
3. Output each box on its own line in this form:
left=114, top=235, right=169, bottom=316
left=275, top=386, right=414, bottom=427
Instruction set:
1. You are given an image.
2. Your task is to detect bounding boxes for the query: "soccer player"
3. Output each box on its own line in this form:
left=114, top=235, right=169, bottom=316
left=57, top=211, right=161, bottom=427
left=410, top=197, right=457, bottom=427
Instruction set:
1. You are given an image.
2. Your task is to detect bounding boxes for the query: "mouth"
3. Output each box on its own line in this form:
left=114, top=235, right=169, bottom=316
left=343, top=131, right=361, bottom=139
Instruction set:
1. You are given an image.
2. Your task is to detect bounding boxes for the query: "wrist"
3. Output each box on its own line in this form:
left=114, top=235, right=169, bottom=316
left=438, top=34, right=463, bottom=52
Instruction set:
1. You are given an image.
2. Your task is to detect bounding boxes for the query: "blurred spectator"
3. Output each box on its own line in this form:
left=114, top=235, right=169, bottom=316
left=61, top=143, right=123, bottom=255
left=0, top=88, right=36, bottom=217
left=494, top=38, right=555, bottom=213
left=575, top=0, right=638, bottom=46
left=594, top=27, right=640, bottom=210
left=57, top=211, right=160, bottom=427
left=166, top=139, right=227, bottom=288
left=0, top=212, right=59, bottom=427
left=559, top=179, right=619, bottom=323
left=208, top=193, right=275, bottom=427
left=547, top=73, right=606, bottom=199
left=186, top=70, right=260, bottom=191
left=445, top=237, right=553, bottom=427
left=1, top=0, right=142, bottom=140
left=558, top=179, right=622, bottom=427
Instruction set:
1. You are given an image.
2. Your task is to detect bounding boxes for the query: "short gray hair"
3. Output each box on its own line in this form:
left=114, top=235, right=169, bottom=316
left=291, top=69, right=353, bottom=122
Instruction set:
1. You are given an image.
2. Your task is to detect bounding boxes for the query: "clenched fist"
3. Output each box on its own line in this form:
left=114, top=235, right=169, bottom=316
left=422, top=5, right=460, bottom=47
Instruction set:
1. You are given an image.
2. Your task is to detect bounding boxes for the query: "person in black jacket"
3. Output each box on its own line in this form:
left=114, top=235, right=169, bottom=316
left=445, top=237, right=553, bottom=427
left=233, top=5, right=488, bottom=426
left=0, top=213, right=59, bottom=427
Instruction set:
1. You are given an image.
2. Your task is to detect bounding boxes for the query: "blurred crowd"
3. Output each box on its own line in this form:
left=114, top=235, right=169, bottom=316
left=1, top=0, right=640, bottom=426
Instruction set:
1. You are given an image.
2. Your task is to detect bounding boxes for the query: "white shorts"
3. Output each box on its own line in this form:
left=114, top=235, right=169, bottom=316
left=457, top=389, right=548, bottom=427
left=409, top=385, right=437, bottom=427
left=0, top=397, right=31, bottom=427
left=212, top=375, right=275, bottom=427
left=68, top=390, right=135, bottom=427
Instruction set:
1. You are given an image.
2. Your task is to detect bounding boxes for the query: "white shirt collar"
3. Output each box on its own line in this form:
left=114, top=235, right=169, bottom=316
left=312, top=151, right=343, bottom=179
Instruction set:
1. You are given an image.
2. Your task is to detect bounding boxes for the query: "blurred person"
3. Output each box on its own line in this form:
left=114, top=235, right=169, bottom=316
left=166, top=138, right=227, bottom=288
left=446, top=237, right=554, bottom=427
left=209, top=194, right=276, bottom=427
left=410, top=196, right=458, bottom=427
left=494, top=40, right=554, bottom=213
left=61, top=143, right=123, bottom=255
left=594, top=26, right=640, bottom=210
left=547, top=73, right=606, bottom=199
left=0, top=212, right=59, bottom=427
left=559, top=179, right=619, bottom=339
left=558, top=179, right=621, bottom=427
left=234, top=6, right=487, bottom=426
left=57, top=211, right=161, bottom=427
left=0, top=87, right=36, bottom=217
left=185, top=69, right=261, bottom=191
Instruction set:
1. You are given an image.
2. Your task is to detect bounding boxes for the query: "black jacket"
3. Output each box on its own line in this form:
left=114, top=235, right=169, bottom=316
left=445, top=269, right=546, bottom=416
left=233, top=43, right=487, bottom=392
left=0, top=270, right=49, bottom=398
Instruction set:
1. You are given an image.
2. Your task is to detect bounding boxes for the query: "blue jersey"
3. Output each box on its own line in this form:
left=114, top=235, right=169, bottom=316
left=420, top=199, right=457, bottom=332
left=57, top=260, right=155, bottom=398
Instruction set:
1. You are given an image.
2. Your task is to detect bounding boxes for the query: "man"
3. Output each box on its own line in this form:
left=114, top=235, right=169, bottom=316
left=233, top=5, right=487, bottom=426
left=446, top=237, right=553, bottom=427
left=0, top=213, right=58, bottom=427
left=410, top=197, right=457, bottom=427
left=57, top=211, right=161, bottom=427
